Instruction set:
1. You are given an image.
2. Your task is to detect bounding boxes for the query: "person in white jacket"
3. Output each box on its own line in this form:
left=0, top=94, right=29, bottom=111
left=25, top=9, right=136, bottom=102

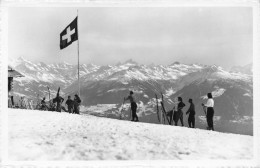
left=202, top=93, right=215, bottom=131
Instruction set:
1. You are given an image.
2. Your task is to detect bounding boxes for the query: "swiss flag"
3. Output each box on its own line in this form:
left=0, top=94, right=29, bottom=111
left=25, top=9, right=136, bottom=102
left=60, top=17, right=78, bottom=49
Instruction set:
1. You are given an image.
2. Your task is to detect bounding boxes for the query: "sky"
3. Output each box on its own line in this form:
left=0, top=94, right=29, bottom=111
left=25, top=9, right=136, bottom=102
left=8, top=7, right=252, bottom=69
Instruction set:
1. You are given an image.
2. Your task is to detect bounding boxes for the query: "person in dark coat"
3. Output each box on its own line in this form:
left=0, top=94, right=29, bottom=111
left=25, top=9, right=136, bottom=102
left=175, top=97, right=185, bottom=126
left=65, top=96, right=74, bottom=113
left=186, top=98, right=196, bottom=128
left=202, top=93, right=215, bottom=131
left=53, top=93, right=64, bottom=112
left=73, top=94, right=81, bottom=114
left=124, top=91, right=139, bottom=122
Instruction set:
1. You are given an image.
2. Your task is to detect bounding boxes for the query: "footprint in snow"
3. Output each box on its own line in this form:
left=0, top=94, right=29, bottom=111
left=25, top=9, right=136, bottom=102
left=68, top=144, right=76, bottom=148
left=178, top=151, right=190, bottom=155
left=45, top=141, right=53, bottom=145
left=115, top=155, right=124, bottom=160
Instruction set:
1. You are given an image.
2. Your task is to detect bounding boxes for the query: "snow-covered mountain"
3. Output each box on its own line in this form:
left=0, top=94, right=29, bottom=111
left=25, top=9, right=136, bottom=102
left=9, top=57, right=99, bottom=99
left=9, top=57, right=205, bottom=100
left=9, top=57, right=253, bottom=135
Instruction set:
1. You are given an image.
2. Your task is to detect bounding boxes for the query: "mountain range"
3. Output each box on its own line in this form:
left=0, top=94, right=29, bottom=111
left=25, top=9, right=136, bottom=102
left=9, top=57, right=253, bottom=135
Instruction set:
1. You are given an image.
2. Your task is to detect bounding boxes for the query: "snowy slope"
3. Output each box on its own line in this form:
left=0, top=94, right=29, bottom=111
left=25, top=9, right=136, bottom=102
left=8, top=109, right=253, bottom=160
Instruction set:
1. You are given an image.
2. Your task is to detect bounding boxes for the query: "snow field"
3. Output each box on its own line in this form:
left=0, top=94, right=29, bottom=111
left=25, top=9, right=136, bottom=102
left=8, top=109, right=253, bottom=160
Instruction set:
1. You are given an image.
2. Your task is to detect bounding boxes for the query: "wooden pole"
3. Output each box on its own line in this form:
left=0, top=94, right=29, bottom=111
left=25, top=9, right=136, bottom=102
left=77, top=9, right=80, bottom=97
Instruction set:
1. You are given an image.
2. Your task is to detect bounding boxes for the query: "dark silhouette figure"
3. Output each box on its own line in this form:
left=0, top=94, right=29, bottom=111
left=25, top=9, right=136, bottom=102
left=52, top=87, right=64, bottom=112
left=11, top=96, right=14, bottom=107
left=175, top=97, right=185, bottom=126
left=53, top=90, right=64, bottom=112
left=125, top=91, right=139, bottom=122
left=186, top=99, right=195, bottom=128
left=202, top=93, right=215, bottom=131
left=65, top=96, right=74, bottom=113
left=73, top=94, right=81, bottom=114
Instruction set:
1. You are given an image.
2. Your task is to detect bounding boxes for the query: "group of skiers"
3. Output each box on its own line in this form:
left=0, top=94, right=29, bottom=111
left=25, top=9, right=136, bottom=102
left=40, top=88, right=214, bottom=130
left=40, top=88, right=81, bottom=114
left=124, top=91, right=215, bottom=131
left=169, top=97, right=196, bottom=128
left=65, top=94, right=81, bottom=114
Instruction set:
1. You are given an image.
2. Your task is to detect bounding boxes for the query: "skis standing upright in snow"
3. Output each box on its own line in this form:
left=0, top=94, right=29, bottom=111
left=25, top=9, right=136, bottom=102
left=202, top=106, right=207, bottom=116
left=202, top=104, right=208, bottom=129
left=161, top=93, right=166, bottom=124
left=160, top=93, right=171, bottom=125
left=119, top=99, right=125, bottom=120
left=47, top=86, right=51, bottom=101
left=35, top=93, right=41, bottom=110
left=155, top=94, right=160, bottom=123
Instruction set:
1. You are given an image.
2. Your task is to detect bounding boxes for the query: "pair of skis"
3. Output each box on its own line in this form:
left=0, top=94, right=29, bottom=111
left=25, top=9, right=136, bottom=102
left=202, top=106, right=207, bottom=116
left=202, top=105, right=210, bottom=130
left=155, top=93, right=171, bottom=125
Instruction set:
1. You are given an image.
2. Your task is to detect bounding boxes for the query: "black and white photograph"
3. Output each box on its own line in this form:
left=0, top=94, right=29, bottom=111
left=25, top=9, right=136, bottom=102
left=1, top=0, right=260, bottom=167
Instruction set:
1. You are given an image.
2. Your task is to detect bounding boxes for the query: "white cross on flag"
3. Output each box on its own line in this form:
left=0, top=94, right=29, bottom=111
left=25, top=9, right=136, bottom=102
left=60, top=17, right=78, bottom=49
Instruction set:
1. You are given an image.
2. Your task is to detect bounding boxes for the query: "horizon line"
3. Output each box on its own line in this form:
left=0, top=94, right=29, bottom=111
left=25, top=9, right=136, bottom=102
left=9, top=56, right=253, bottom=70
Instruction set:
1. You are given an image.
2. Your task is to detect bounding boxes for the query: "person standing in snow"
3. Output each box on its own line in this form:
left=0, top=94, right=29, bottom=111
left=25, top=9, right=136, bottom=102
left=73, top=94, right=81, bottom=114
left=186, top=98, right=196, bottom=128
left=175, top=97, right=185, bottom=126
left=53, top=93, right=64, bottom=112
left=65, top=96, right=74, bottom=113
left=124, top=91, right=139, bottom=122
left=202, top=93, right=215, bottom=131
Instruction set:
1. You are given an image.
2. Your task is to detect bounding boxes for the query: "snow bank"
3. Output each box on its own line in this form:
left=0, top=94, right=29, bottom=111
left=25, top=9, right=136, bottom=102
left=8, top=109, right=253, bottom=160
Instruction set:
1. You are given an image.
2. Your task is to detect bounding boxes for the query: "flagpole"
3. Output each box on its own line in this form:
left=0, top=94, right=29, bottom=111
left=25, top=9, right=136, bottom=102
left=77, top=9, right=80, bottom=97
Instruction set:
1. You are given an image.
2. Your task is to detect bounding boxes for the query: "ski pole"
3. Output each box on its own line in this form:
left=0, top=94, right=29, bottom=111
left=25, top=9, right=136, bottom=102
left=155, top=94, right=160, bottom=123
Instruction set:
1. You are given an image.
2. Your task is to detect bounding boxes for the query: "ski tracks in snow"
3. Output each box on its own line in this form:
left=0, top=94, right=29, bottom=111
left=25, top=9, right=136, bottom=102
left=8, top=109, right=253, bottom=160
